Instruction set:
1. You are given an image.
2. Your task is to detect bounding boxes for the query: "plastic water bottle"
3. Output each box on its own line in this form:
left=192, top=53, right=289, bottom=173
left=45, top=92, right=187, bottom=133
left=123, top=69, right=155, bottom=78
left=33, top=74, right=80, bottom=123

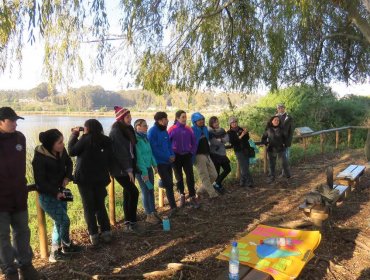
left=229, top=241, right=239, bottom=280
left=162, top=216, right=170, bottom=231
left=261, top=237, right=292, bottom=247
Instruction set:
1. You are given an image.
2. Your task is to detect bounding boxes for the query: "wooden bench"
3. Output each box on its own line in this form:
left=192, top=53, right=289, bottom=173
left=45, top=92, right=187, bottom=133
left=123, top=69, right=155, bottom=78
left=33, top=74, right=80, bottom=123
left=299, top=184, right=350, bottom=226
left=336, top=165, right=366, bottom=190
left=216, top=264, right=272, bottom=280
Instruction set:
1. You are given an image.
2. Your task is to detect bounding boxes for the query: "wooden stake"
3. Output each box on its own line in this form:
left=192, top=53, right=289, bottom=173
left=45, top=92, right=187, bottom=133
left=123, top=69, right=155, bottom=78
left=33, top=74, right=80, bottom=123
left=347, top=128, right=352, bottom=148
left=108, top=177, right=116, bottom=226
left=263, top=146, right=268, bottom=174
left=35, top=192, right=48, bottom=259
left=335, top=131, right=339, bottom=150
left=320, top=133, right=324, bottom=154
left=158, top=188, right=164, bottom=208
left=236, top=161, right=241, bottom=179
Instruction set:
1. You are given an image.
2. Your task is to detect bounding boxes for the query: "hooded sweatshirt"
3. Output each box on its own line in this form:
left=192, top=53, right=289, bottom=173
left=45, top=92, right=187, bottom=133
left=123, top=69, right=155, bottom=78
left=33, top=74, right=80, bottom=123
left=148, top=122, right=174, bottom=165
left=0, top=131, right=27, bottom=212
left=168, top=122, right=197, bottom=155
left=32, top=146, right=73, bottom=197
left=191, top=112, right=210, bottom=155
left=208, top=127, right=229, bottom=157
left=135, top=132, right=157, bottom=176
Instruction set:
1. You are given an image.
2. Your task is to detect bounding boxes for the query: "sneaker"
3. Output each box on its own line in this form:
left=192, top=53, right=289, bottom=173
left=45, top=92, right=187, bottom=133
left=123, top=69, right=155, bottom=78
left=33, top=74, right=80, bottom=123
left=101, top=231, right=112, bottom=243
left=61, top=242, right=83, bottom=254
left=89, top=234, right=99, bottom=246
left=19, top=264, right=42, bottom=280
left=179, top=194, right=186, bottom=208
left=213, top=183, right=224, bottom=195
left=189, top=196, right=200, bottom=209
left=267, top=177, right=275, bottom=184
left=48, top=249, right=69, bottom=263
left=5, top=273, right=19, bottom=280
left=146, top=213, right=160, bottom=225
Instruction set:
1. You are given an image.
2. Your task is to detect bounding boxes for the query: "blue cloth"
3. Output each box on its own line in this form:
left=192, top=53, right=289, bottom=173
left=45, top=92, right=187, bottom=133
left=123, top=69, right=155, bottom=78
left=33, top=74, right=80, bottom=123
left=38, top=194, right=70, bottom=246
left=191, top=112, right=209, bottom=145
left=135, top=167, right=156, bottom=214
left=148, top=124, right=174, bottom=164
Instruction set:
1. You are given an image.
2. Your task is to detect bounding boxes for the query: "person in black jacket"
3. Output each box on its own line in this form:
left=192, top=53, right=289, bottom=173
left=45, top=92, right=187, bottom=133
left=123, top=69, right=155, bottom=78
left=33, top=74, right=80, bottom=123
left=109, top=106, right=139, bottom=233
left=276, top=104, right=294, bottom=159
left=32, top=129, right=81, bottom=263
left=227, top=117, right=254, bottom=188
left=68, top=119, right=113, bottom=246
left=261, top=116, right=291, bottom=183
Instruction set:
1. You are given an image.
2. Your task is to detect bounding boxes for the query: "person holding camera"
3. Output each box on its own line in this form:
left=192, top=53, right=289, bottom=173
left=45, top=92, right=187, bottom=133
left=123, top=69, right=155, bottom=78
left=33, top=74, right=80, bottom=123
left=32, top=129, right=81, bottom=262
left=68, top=119, right=113, bottom=246
left=109, top=106, right=139, bottom=232
left=227, top=117, right=254, bottom=188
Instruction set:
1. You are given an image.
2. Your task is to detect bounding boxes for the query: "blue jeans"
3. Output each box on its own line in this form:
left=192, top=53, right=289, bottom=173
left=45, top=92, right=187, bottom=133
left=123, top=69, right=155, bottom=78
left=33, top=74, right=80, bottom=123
left=39, top=194, right=70, bottom=247
left=0, top=211, right=33, bottom=275
left=136, top=168, right=156, bottom=215
left=235, top=151, right=253, bottom=187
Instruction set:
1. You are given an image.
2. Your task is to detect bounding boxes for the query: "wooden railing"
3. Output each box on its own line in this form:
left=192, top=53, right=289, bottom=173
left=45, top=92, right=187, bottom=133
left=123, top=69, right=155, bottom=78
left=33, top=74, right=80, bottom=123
left=30, top=126, right=369, bottom=258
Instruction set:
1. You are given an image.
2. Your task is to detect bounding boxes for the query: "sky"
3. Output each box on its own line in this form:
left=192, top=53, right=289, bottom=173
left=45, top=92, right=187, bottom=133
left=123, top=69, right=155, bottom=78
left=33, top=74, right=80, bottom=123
left=0, top=2, right=369, bottom=97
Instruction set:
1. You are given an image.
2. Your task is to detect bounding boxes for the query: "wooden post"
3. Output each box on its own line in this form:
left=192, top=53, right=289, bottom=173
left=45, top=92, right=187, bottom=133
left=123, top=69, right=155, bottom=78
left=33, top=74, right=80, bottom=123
left=35, top=193, right=48, bottom=259
left=335, top=131, right=339, bottom=150
left=158, top=188, right=164, bottom=208
left=236, top=161, right=241, bottom=180
left=263, top=146, right=268, bottom=174
left=303, top=137, right=308, bottom=160
left=108, top=177, right=116, bottom=226
left=347, top=128, right=352, bottom=148
left=320, top=133, right=324, bottom=154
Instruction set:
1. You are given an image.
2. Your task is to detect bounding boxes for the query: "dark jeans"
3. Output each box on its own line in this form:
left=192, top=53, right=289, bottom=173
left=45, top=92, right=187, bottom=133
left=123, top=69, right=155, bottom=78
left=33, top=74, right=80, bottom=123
left=212, top=159, right=231, bottom=186
left=78, top=184, right=111, bottom=235
left=157, top=164, right=177, bottom=209
left=115, top=176, right=139, bottom=223
left=135, top=168, right=156, bottom=214
left=235, top=151, right=253, bottom=187
left=268, top=150, right=291, bottom=178
left=173, top=153, right=196, bottom=197
left=0, top=211, right=33, bottom=275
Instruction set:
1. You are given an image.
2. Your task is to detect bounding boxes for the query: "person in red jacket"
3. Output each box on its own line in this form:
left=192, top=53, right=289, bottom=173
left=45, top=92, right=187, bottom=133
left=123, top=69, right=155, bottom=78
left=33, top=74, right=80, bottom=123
left=0, top=107, right=40, bottom=280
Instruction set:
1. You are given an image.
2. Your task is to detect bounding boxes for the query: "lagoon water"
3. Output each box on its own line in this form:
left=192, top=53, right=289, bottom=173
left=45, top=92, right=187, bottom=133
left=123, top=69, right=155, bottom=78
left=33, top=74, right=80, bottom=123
left=16, top=115, right=156, bottom=149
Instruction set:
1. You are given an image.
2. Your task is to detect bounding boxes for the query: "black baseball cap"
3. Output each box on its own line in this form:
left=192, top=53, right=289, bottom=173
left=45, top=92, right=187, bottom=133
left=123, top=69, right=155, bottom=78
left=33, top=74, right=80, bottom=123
left=0, top=107, right=24, bottom=121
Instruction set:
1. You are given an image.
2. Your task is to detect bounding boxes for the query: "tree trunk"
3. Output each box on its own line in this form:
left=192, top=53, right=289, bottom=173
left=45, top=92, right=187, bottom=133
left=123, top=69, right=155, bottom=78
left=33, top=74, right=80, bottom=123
left=365, top=129, right=370, bottom=161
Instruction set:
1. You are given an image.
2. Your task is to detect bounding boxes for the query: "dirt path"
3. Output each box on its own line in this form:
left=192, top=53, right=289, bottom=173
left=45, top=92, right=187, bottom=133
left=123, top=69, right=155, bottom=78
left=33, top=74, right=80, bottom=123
left=15, top=150, right=370, bottom=279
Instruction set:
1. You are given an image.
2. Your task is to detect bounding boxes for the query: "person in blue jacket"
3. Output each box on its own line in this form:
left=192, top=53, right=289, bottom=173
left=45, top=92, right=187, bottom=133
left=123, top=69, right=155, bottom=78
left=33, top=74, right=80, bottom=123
left=148, top=112, right=178, bottom=214
left=191, top=112, right=219, bottom=199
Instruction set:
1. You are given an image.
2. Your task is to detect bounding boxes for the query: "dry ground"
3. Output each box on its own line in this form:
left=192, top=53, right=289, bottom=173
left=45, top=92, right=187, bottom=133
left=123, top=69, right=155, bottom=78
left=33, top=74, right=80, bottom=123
left=3, top=149, right=370, bottom=280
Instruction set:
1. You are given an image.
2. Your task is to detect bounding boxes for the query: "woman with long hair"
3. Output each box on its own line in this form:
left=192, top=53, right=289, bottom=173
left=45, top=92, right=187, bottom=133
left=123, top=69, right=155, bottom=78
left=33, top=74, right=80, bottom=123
left=109, top=106, right=139, bottom=232
left=208, top=116, right=231, bottom=193
left=168, top=110, right=199, bottom=208
left=68, top=119, right=113, bottom=246
left=32, top=129, right=81, bottom=262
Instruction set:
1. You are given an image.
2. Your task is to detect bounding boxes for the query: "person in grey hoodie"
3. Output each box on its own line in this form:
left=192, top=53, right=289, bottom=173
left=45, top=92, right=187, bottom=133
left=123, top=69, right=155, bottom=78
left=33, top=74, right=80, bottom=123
left=208, top=116, right=230, bottom=194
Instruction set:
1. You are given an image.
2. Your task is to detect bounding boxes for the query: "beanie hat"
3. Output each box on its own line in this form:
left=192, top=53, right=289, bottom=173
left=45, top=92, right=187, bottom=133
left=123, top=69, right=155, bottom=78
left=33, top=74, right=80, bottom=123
left=154, top=111, right=168, bottom=121
left=39, top=129, right=63, bottom=152
left=114, top=106, right=130, bottom=122
left=228, top=117, right=238, bottom=125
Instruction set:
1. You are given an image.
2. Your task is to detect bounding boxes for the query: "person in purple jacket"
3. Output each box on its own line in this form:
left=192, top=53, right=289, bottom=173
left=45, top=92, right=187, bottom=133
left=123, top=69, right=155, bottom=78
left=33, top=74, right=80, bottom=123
left=168, top=110, right=199, bottom=208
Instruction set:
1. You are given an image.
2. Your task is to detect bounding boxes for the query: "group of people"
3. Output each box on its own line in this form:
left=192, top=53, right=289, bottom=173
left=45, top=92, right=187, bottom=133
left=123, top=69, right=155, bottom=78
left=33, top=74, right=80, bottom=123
left=0, top=103, right=293, bottom=280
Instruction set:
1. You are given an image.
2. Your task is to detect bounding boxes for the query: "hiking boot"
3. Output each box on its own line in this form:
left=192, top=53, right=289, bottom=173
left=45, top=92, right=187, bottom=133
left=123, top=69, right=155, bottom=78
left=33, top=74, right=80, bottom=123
left=62, top=242, right=83, bottom=254
left=19, top=264, right=42, bottom=280
left=49, top=249, right=69, bottom=263
left=189, top=196, right=200, bottom=209
left=89, top=234, right=99, bottom=246
left=5, top=273, right=19, bottom=280
left=179, top=194, right=186, bottom=208
left=213, top=183, right=224, bottom=195
left=146, top=213, right=160, bottom=225
left=101, top=231, right=112, bottom=243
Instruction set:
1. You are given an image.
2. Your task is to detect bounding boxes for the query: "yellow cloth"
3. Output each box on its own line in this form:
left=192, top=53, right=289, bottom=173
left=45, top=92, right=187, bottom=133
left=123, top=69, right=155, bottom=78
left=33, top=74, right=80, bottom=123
left=217, top=225, right=321, bottom=280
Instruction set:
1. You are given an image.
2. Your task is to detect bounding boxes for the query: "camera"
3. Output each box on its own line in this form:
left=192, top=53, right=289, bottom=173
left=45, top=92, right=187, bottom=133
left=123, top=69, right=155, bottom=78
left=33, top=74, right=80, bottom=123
left=78, top=127, right=84, bottom=132
left=59, top=187, right=73, bottom=202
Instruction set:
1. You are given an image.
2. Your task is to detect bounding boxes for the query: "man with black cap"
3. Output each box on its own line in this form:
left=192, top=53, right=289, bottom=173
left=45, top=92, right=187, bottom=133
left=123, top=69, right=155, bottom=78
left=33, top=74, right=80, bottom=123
left=0, top=107, right=41, bottom=280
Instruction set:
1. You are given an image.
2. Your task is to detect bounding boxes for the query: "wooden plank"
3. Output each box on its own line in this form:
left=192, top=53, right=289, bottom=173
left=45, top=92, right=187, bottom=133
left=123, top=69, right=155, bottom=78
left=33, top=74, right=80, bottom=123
left=336, top=165, right=358, bottom=178
left=348, top=165, right=365, bottom=180
left=333, top=185, right=350, bottom=203
left=336, top=165, right=365, bottom=180
left=215, top=265, right=252, bottom=280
